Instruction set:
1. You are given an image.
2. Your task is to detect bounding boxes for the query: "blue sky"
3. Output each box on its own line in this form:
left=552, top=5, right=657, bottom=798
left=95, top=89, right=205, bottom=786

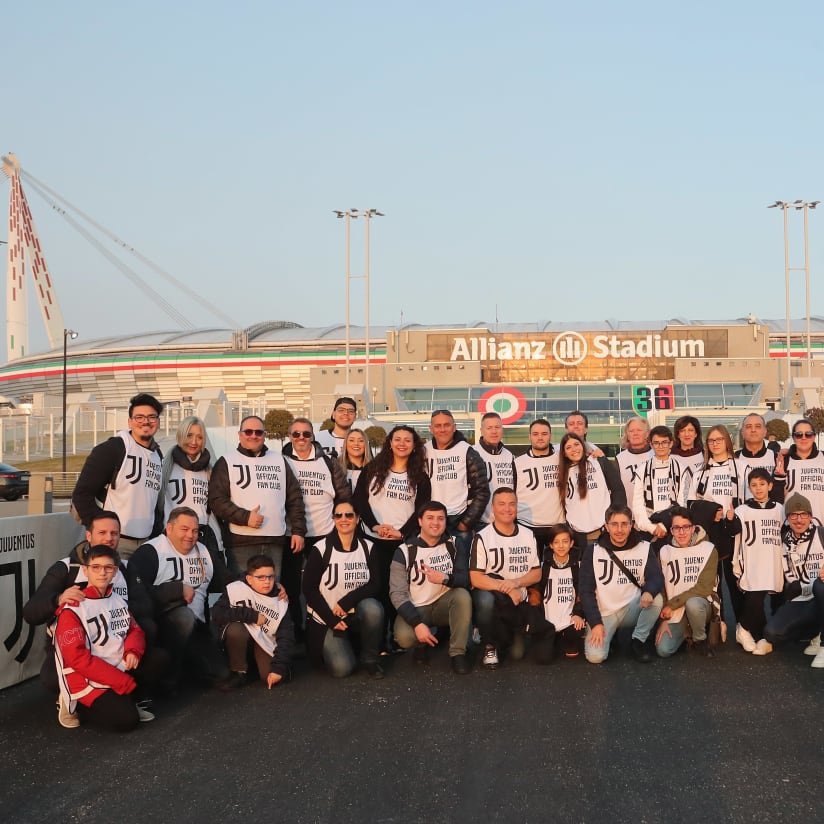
left=2, top=1, right=823, bottom=356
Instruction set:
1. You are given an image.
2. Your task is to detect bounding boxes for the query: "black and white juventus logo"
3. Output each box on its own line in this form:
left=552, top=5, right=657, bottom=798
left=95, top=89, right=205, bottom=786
left=166, top=556, right=184, bottom=582
left=125, top=455, right=143, bottom=485
left=427, top=459, right=434, bottom=477
left=742, top=522, right=758, bottom=546
left=234, top=464, right=252, bottom=489
left=323, top=564, right=339, bottom=590
left=597, top=558, right=615, bottom=585
left=488, top=547, right=504, bottom=574
left=785, top=470, right=796, bottom=494
left=411, top=562, right=426, bottom=586
left=170, top=478, right=187, bottom=504
left=88, top=614, right=110, bottom=646
left=566, top=478, right=575, bottom=501
left=485, top=463, right=493, bottom=482
left=544, top=577, right=553, bottom=603
left=1, top=558, right=37, bottom=664
left=666, top=559, right=681, bottom=586
left=523, top=467, right=539, bottom=491
left=627, top=464, right=642, bottom=484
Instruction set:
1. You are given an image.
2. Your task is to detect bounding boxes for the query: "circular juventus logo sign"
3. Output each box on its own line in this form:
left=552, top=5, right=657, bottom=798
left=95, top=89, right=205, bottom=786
left=552, top=332, right=588, bottom=366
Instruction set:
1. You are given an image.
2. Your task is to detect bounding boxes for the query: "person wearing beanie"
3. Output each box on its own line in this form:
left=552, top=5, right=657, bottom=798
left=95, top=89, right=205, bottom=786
left=764, top=493, right=824, bottom=668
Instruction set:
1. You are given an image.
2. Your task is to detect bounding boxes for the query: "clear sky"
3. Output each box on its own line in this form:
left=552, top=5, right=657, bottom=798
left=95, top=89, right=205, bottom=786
left=2, top=1, right=823, bottom=357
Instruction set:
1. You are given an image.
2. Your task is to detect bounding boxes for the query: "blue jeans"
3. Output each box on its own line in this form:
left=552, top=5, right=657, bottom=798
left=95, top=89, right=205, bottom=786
left=321, top=598, right=385, bottom=678
left=585, top=592, right=663, bottom=664
left=764, top=579, right=824, bottom=645
left=472, top=589, right=495, bottom=640
left=656, top=597, right=710, bottom=658
left=447, top=521, right=474, bottom=570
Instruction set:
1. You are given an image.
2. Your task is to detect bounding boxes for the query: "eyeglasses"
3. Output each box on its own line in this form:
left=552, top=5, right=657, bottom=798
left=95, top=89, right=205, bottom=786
left=793, top=431, right=815, bottom=439
left=131, top=414, right=159, bottom=423
left=241, top=429, right=265, bottom=437
left=333, top=512, right=356, bottom=520
left=290, top=431, right=313, bottom=439
left=707, top=437, right=726, bottom=445
left=788, top=512, right=811, bottom=519
left=651, top=440, right=671, bottom=447
left=252, top=574, right=276, bottom=581
left=87, top=564, right=117, bottom=573
left=671, top=525, right=694, bottom=532
left=335, top=407, right=356, bottom=415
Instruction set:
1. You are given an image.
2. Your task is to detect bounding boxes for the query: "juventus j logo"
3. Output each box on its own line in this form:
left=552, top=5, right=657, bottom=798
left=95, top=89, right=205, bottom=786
left=544, top=578, right=553, bottom=603
left=234, top=465, right=252, bottom=489
left=125, top=455, right=143, bottom=485
left=667, top=559, right=681, bottom=586
left=411, top=562, right=427, bottom=586
left=628, top=464, right=642, bottom=483
left=597, top=558, right=614, bottom=585
left=489, top=547, right=504, bottom=574
left=427, top=459, right=434, bottom=477
left=323, top=564, right=339, bottom=590
left=88, top=614, right=110, bottom=646
left=743, top=522, right=757, bottom=546
left=785, top=470, right=796, bottom=493
left=486, top=463, right=493, bottom=482
left=166, top=556, right=184, bottom=582
left=524, top=467, right=539, bottom=491
left=170, top=478, right=187, bottom=504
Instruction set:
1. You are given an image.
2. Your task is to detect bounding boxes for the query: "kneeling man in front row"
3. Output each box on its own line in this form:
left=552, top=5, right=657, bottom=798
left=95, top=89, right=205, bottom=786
left=389, top=501, right=473, bottom=674
left=580, top=505, right=664, bottom=664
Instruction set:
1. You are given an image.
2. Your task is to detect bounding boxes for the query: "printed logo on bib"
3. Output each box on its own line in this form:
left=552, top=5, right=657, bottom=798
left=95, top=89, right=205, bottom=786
left=125, top=454, right=160, bottom=490
left=87, top=605, right=130, bottom=644
left=597, top=556, right=643, bottom=585
left=428, top=455, right=462, bottom=481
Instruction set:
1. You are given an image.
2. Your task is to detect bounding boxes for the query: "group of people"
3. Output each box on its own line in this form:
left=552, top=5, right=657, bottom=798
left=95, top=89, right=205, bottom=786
left=22, top=393, right=824, bottom=732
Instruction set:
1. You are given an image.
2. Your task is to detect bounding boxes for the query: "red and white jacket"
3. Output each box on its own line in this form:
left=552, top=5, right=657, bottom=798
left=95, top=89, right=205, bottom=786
left=54, top=585, right=145, bottom=711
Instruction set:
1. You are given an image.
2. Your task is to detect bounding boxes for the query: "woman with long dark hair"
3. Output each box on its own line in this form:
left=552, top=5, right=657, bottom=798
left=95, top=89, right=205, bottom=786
left=557, top=433, right=625, bottom=549
left=353, top=425, right=432, bottom=642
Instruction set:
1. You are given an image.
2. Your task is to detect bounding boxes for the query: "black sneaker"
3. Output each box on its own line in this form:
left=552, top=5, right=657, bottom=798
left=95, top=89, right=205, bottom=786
left=217, top=671, right=248, bottom=692
left=365, top=662, right=385, bottom=680
left=413, top=645, right=428, bottom=664
left=631, top=638, right=653, bottom=663
left=451, top=654, right=471, bottom=675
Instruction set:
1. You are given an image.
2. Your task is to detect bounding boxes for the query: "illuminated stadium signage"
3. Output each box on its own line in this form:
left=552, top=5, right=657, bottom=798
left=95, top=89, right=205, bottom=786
left=448, top=333, right=707, bottom=364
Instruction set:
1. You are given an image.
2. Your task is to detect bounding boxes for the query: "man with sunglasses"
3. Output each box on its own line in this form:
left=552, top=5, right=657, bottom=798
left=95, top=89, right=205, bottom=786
left=209, top=415, right=306, bottom=575
left=773, top=418, right=824, bottom=524
left=72, top=393, right=164, bottom=558
left=316, top=396, right=358, bottom=458
left=282, top=418, right=351, bottom=638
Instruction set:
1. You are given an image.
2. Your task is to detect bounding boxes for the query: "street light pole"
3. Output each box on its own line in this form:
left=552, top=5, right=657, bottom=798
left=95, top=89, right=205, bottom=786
left=62, top=328, right=78, bottom=473
left=333, top=208, right=384, bottom=410
left=768, top=200, right=819, bottom=382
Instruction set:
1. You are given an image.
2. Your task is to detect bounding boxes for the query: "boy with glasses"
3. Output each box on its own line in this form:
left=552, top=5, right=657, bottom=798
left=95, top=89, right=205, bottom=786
left=72, top=393, right=164, bottom=558
left=54, top=544, right=168, bottom=731
left=212, top=555, right=294, bottom=690
left=209, top=415, right=306, bottom=574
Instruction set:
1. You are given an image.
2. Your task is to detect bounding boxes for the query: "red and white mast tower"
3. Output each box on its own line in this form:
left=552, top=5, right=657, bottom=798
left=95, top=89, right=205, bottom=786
left=2, top=152, right=65, bottom=361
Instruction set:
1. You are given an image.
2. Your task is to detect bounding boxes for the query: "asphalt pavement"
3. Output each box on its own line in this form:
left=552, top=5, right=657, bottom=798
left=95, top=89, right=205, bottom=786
left=2, top=633, right=822, bottom=824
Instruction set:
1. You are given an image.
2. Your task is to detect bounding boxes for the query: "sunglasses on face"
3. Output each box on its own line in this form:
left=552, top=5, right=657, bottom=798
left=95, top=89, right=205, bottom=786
left=241, top=429, right=264, bottom=437
left=793, top=431, right=815, bottom=439
left=333, top=512, right=356, bottom=520
left=291, top=431, right=313, bottom=439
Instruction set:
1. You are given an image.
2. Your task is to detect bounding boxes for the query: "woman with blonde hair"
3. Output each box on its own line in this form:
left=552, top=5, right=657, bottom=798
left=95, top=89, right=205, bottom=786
left=339, top=428, right=373, bottom=493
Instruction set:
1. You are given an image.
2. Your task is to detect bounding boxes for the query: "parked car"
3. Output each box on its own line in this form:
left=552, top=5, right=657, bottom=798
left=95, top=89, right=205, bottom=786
left=0, top=463, right=30, bottom=500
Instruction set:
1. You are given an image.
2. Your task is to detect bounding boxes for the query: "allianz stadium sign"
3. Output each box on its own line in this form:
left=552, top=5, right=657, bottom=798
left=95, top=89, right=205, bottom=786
left=448, top=332, right=709, bottom=367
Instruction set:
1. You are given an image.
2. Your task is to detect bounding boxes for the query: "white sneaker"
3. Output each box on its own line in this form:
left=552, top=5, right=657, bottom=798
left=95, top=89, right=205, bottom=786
left=752, top=639, right=773, bottom=656
left=482, top=644, right=499, bottom=670
left=804, top=634, right=821, bottom=655
left=811, top=648, right=824, bottom=669
left=136, top=699, right=155, bottom=722
left=57, top=694, right=79, bottom=729
left=735, top=624, right=757, bottom=653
